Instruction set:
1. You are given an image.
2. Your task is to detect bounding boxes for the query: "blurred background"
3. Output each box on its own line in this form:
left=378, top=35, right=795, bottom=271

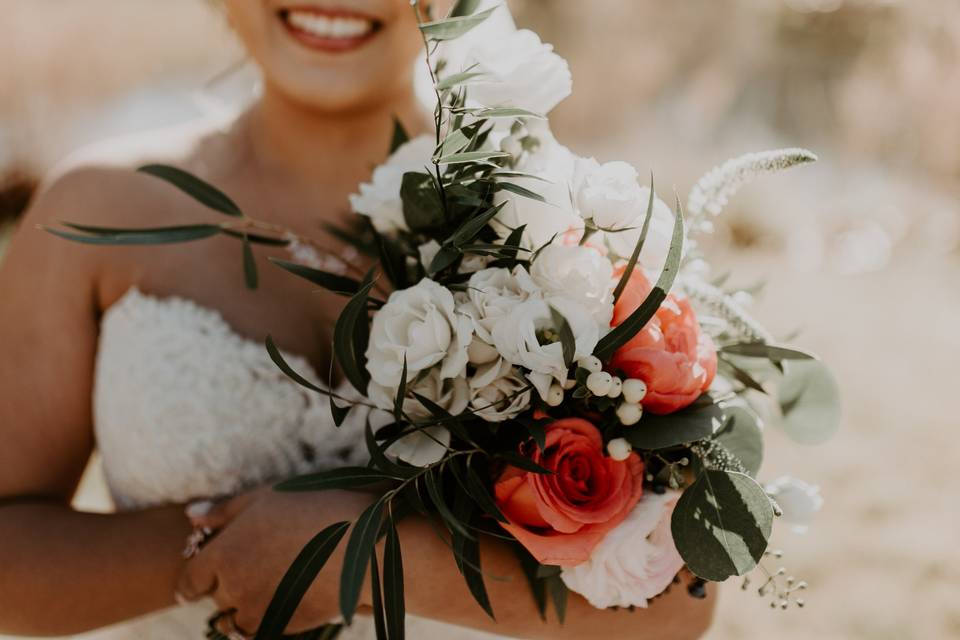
left=2, top=0, right=958, bottom=638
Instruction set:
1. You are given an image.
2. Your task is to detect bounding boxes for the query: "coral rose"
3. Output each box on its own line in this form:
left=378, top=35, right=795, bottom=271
left=609, top=269, right=716, bottom=414
left=494, top=418, right=644, bottom=566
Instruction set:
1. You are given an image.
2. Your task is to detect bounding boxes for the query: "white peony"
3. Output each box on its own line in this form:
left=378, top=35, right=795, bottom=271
left=491, top=296, right=599, bottom=399
left=561, top=491, right=685, bottom=609
left=494, top=130, right=582, bottom=250
left=468, top=358, right=532, bottom=422
left=574, top=158, right=648, bottom=231
left=529, top=244, right=615, bottom=326
left=765, top=476, right=823, bottom=533
left=462, top=29, right=572, bottom=116
left=349, top=135, right=435, bottom=234
left=459, top=266, right=538, bottom=344
left=365, top=279, right=473, bottom=392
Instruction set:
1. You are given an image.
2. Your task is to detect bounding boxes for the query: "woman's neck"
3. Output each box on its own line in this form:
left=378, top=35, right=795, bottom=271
left=242, top=83, right=430, bottom=190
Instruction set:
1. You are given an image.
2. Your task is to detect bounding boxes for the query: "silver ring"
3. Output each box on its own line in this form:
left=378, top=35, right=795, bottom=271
left=182, top=526, right=214, bottom=559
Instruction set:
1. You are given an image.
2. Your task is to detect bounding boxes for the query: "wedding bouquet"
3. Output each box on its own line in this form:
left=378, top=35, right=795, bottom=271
left=50, top=2, right=839, bottom=638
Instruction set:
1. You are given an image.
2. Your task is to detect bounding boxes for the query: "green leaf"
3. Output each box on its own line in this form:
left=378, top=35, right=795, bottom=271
left=594, top=195, right=684, bottom=360
left=333, top=271, right=375, bottom=394
left=549, top=306, right=576, bottom=367
left=546, top=576, right=568, bottom=624
left=401, top=172, right=445, bottom=232
left=428, top=245, right=461, bottom=275
left=275, top=467, right=399, bottom=492
left=47, top=224, right=220, bottom=245
left=778, top=359, right=841, bottom=445
left=256, top=521, right=350, bottom=639
left=383, top=517, right=405, bottom=640
left=495, top=181, right=546, bottom=203
left=221, top=228, right=290, bottom=246
left=138, top=164, right=243, bottom=217
left=437, top=71, right=485, bottom=91
left=612, top=174, right=656, bottom=302
left=721, top=343, right=815, bottom=361
left=451, top=500, right=495, bottom=619
left=340, top=499, right=386, bottom=623
left=266, top=335, right=333, bottom=396
left=437, top=150, right=510, bottom=165
left=515, top=548, right=547, bottom=621
left=622, top=395, right=723, bottom=450
left=369, top=546, right=388, bottom=640
left=465, top=465, right=509, bottom=523
left=376, top=234, right=409, bottom=290
left=714, top=404, right=764, bottom=477
left=269, top=258, right=361, bottom=296
left=444, top=202, right=506, bottom=247
left=419, top=7, right=496, bottom=41
left=394, top=357, right=408, bottom=422
left=473, top=107, right=545, bottom=119
left=390, top=117, right=410, bottom=154
left=424, top=468, right=474, bottom=539
left=450, top=0, right=482, bottom=17
left=718, top=357, right=767, bottom=394
left=242, top=234, right=258, bottom=290
left=499, top=451, right=553, bottom=475
left=671, top=471, right=774, bottom=582
left=366, top=421, right=418, bottom=479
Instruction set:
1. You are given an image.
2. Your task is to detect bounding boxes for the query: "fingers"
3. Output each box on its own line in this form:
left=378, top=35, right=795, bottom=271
left=176, top=548, right=219, bottom=603
left=186, top=488, right=265, bottom=530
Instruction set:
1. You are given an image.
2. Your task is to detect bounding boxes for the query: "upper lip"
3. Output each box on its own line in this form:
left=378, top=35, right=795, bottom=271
left=276, top=3, right=382, bottom=22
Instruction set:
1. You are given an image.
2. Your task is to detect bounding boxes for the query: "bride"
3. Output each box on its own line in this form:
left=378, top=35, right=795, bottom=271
left=0, top=1, right=714, bottom=638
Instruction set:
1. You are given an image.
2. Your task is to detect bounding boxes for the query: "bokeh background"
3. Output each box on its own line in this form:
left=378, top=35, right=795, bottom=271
left=2, top=1, right=959, bottom=638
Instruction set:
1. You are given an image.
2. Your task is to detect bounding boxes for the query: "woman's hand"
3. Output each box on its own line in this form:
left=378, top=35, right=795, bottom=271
left=176, top=487, right=374, bottom=636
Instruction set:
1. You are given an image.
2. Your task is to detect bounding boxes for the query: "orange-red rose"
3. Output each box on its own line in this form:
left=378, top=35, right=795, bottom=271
left=609, top=268, right=717, bottom=414
left=494, top=418, right=644, bottom=566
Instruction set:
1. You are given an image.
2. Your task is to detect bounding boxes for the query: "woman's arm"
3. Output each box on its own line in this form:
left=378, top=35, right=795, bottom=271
left=0, top=169, right=193, bottom=636
left=181, top=488, right=715, bottom=640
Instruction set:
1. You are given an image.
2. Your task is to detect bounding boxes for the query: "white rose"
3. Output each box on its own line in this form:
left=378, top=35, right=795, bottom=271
left=367, top=368, right=470, bottom=421
left=365, top=279, right=473, bottom=392
left=765, top=476, right=823, bottom=533
left=468, top=358, right=532, bottom=423
left=459, top=266, right=537, bottom=344
left=349, top=135, right=434, bottom=234
left=462, top=29, right=571, bottom=116
left=530, top=244, right=614, bottom=326
left=491, top=296, right=599, bottom=399
left=494, top=131, right=582, bottom=249
left=574, top=158, right=648, bottom=231
left=602, top=187, right=676, bottom=273
left=561, top=491, right=685, bottom=609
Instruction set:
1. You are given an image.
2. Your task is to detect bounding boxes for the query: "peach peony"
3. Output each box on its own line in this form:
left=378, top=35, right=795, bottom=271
left=609, top=269, right=716, bottom=414
left=494, top=418, right=644, bottom=566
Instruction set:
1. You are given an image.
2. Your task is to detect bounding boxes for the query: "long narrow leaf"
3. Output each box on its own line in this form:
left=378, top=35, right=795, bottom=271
left=275, top=468, right=399, bottom=492
left=419, top=7, right=496, bottom=41
left=47, top=224, right=220, bottom=245
left=369, top=548, right=388, bottom=640
left=612, top=174, right=656, bottom=302
left=383, top=517, right=405, bottom=640
left=138, top=164, right=243, bottom=217
left=255, top=521, right=350, bottom=639
left=269, top=258, right=361, bottom=296
left=242, top=234, right=258, bottom=290
left=333, top=271, right=375, bottom=394
left=340, top=499, right=386, bottom=623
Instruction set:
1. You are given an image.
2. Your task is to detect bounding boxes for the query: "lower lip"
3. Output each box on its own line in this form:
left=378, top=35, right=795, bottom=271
left=279, top=14, right=379, bottom=53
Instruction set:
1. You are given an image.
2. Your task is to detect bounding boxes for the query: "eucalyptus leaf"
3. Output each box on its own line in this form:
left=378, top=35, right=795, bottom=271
left=138, top=164, right=243, bottom=217
left=419, top=7, right=496, bottom=41
left=714, top=403, right=764, bottom=476
left=256, top=521, right=350, bottom=639
left=778, top=359, right=841, bottom=445
left=671, top=471, right=773, bottom=582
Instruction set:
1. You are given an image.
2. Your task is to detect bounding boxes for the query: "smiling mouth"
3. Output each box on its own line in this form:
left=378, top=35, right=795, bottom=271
left=278, top=7, right=383, bottom=53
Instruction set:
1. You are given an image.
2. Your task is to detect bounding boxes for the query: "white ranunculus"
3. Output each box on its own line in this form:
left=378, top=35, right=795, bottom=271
left=574, top=158, right=648, bottom=231
left=765, top=476, right=823, bottom=533
left=602, top=187, right=676, bottom=273
left=463, top=29, right=571, bottom=116
left=459, top=266, right=538, bottom=344
left=494, top=131, right=582, bottom=249
left=349, top=135, right=434, bottom=234
left=561, top=491, right=685, bottom=609
left=491, top=296, right=599, bottom=399
left=468, top=358, right=532, bottom=422
left=530, top=244, right=615, bottom=326
left=365, top=279, right=473, bottom=393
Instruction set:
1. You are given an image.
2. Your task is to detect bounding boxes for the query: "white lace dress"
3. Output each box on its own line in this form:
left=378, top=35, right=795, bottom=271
left=72, top=288, right=505, bottom=640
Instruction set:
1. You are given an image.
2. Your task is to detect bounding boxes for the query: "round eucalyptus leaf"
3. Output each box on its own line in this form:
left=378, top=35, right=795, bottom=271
left=671, top=470, right=774, bottom=582
left=778, top=359, right=841, bottom=445
left=715, top=403, right=764, bottom=477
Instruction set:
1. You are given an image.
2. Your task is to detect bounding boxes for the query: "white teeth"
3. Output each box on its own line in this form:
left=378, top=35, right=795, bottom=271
left=286, top=11, right=373, bottom=39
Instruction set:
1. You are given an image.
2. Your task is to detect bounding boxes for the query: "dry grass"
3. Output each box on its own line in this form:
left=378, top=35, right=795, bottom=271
left=2, top=1, right=959, bottom=638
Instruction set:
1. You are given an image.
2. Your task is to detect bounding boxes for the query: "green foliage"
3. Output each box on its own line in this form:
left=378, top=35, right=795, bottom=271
left=623, top=395, right=723, bottom=450
left=242, top=234, right=258, bottom=290
left=612, top=174, right=656, bottom=301
left=721, top=343, right=816, bottom=361
left=340, top=499, right=387, bottom=623
left=268, top=258, right=362, bottom=296
left=275, top=467, right=401, bottom=492
left=332, top=270, right=375, bottom=394
left=47, top=223, right=221, bottom=245
left=401, top=172, right=445, bottom=232
left=419, top=7, right=496, bottom=41
left=383, top=517, right=406, bottom=640
left=713, top=403, right=764, bottom=476
left=671, top=471, right=773, bottom=582
left=138, top=164, right=243, bottom=217
left=778, top=359, right=841, bottom=445
left=390, top=117, right=410, bottom=154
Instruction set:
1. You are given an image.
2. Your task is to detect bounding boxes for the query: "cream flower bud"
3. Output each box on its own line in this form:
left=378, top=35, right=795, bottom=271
left=608, top=376, right=623, bottom=398
left=616, top=401, right=643, bottom=426
left=578, top=355, right=602, bottom=373
left=586, top=371, right=613, bottom=396
left=622, top=378, right=648, bottom=405
left=546, top=384, right=565, bottom=407
left=606, top=437, right=633, bottom=461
